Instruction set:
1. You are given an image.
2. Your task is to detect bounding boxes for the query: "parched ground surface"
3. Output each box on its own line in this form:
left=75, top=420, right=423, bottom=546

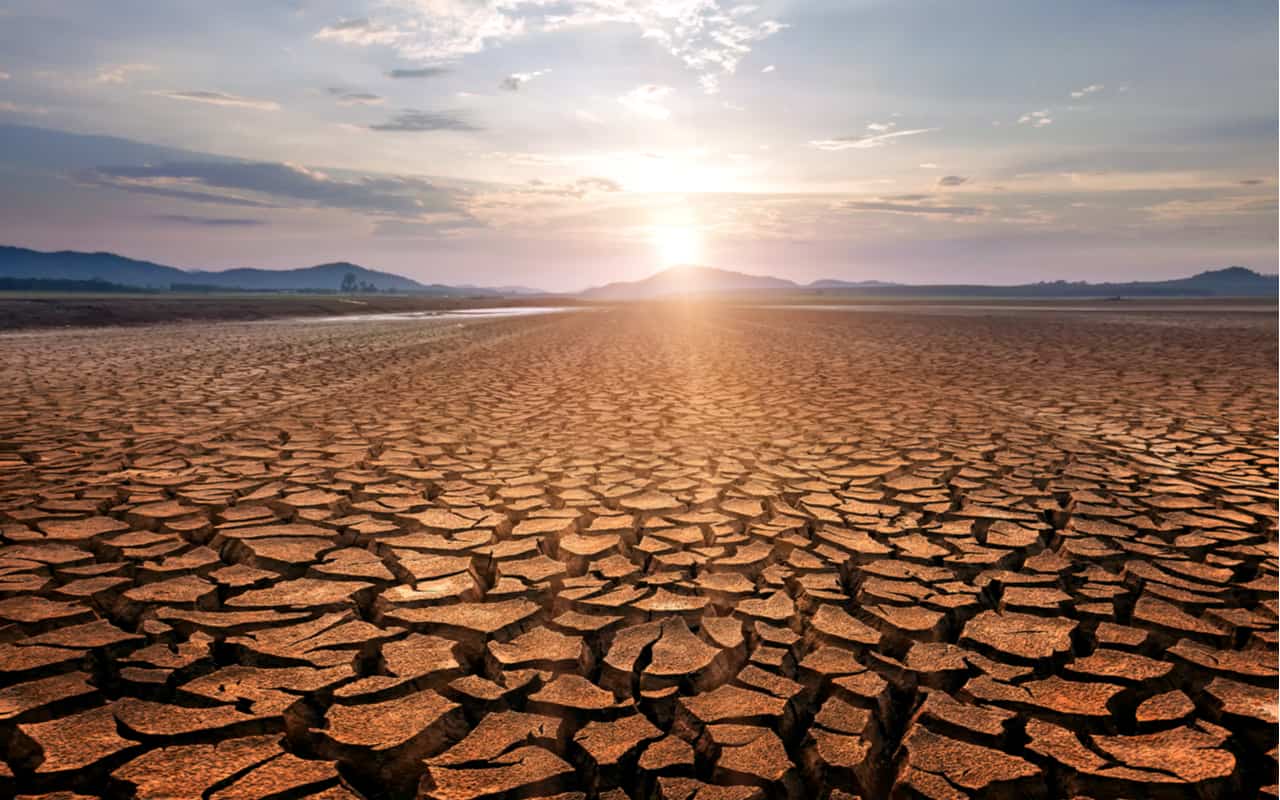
left=0, top=305, right=1275, bottom=800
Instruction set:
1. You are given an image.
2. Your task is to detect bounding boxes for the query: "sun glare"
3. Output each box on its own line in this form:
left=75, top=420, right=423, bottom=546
left=652, top=225, right=703, bottom=266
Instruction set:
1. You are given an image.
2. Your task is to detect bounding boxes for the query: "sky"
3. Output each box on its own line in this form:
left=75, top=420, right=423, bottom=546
left=0, top=0, right=1275, bottom=292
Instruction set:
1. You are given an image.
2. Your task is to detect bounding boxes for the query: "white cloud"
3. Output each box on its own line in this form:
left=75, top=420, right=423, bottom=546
left=1070, top=83, right=1103, bottom=99
left=699, top=74, right=720, bottom=94
left=762, top=65, right=775, bottom=73
left=152, top=90, right=280, bottom=110
left=96, top=63, right=152, bottom=84
left=809, top=123, right=938, bottom=151
left=619, top=84, right=673, bottom=120
left=315, top=2, right=785, bottom=90
left=919, top=162, right=938, bottom=169
left=1017, top=109, right=1052, bottom=127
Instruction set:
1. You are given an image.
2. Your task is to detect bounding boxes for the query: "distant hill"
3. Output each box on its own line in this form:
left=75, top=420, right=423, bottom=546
left=0, top=247, right=190, bottom=289
left=581, top=265, right=798, bottom=300
left=803, top=266, right=1277, bottom=298
left=187, top=262, right=431, bottom=293
left=581, top=264, right=1276, bottom=300
left=808, top=279, right=899, bottom=289
left=456, top=284, right=548, bottom=296
left=0, top=245, right=535, bottom=295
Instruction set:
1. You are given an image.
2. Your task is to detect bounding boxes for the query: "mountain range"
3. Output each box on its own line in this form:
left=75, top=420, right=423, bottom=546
left=581, top=264, right=1278, bottom=299
left=0, top=246, right=527, bottom=296
left=1, top=246, right=1275, bottom=299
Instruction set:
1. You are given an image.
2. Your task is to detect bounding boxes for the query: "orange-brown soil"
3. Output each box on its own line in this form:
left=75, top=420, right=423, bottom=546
left=0, top=305, right=1275, bottom=799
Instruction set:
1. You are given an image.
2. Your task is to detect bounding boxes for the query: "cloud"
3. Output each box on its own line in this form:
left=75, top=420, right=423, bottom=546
left=77, top=160, right=464, bottom=217
left=1141, top=194, right=1276, bottom=222
left=762, top=65, right=775, bottom=73
left=0, top=72, right=9, bottom=80
left=919, top=163, right=938, bottom=169
left=0, top=101, right=47, bottom=114
left=1070, top=83, right=1104, bottom=99
left=387, top=66, right=449, bottom=79
left=153, top=214, right=268, bottom=227
left=936, top=175, right=967, bottom=187
left=316, top=11, right=521, bottom=60
left=524, top=176, right=623, bottom=198
left=326, top=88, right=384, bottom=105
left=809, top=126, right=938, bottom=151
left=618, top=85, right=673, bottom=120
left=315, top=2, right=785, bottom=90
left=499, top=69, right=549, bottom=91
left=315, top=18, right=404, bottom=47
left=373, top=214, right=484, bottom=237
left=152, top=90, right=279, bottom=110
left=1018, top=109, right=1052, bottom=127
left=369, top=109, right=478, bottom=132
left=96, top=63, right=152, bottom=84
left=839, top=195, right=985, bottom=217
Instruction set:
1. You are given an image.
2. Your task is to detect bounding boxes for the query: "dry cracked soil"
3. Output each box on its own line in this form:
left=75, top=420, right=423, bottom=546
left=0, top=304, right=1275, bottom=800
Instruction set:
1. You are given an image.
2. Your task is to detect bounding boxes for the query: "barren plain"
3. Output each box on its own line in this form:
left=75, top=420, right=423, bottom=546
left=0, top=304, right=1275, bottom=800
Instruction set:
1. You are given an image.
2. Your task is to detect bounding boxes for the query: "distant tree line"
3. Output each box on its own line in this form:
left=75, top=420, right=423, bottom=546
left=340, top=272, right=380, bottom=293
left=0, top=277, right=151, bottom=292
left=169, top=283, right=257, bottom=293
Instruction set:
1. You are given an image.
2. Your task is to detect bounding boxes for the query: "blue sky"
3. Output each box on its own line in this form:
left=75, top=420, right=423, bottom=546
left=0, top=0, right=1274, bottom=290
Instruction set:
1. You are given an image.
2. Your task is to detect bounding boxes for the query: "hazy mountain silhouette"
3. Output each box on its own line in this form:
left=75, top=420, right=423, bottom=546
left=800, top=266, right=1277, bottom=298
left=809, top=278, right=900, bottom=288
left=2, top=245, right=1274, bottom=298
left=580, top=264, right=1277, bottom=300
left=0, top=245, right=528, bottom=295
left=581, top=265, right=798, bottom=299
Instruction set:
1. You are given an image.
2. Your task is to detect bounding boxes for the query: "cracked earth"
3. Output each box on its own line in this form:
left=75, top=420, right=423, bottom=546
left=0, top=305, right=1275, bottom=800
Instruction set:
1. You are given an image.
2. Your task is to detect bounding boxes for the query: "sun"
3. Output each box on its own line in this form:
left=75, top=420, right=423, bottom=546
left=652, top=225, right=703, bottom=267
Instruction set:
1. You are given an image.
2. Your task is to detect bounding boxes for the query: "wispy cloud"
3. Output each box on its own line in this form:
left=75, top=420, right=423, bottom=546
left=0, top=71, right=11, bottom=81
left=618, top=84, right=673, bottom=120
left=154, top=214, right=268, bottom=227
left=369, top=109, right=478, bottom=132
left=96, top=63, right=152, bottom=84
left=524, top=176, right=622, bottom=198
left=387, top=66, right=449, bottom=79
left=326, top=88, right=383, bottom=105
left=1141, top=194, right=1276, bottom=221
left=1018, top=109, right=1052, bottom=127
left=373, top=214, right=484, bottom=237
left=77, top=160, right=464, bottom=217
left=1070, top=83, right=1104, bottom=99
left=315, top=18, right=402, bottom=47
left=499, top=69, right=549, bottom=91
left=0, top=101, right=47, bottom=114
left=152, top=90, right=279, bottom=110
left=936, top=175, right=967, bottom=187
left=839, top=194, right=985, bottom=217
left=761, top=65, right=776, bottom=73
left=809, top=124, right=938, bottom=151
